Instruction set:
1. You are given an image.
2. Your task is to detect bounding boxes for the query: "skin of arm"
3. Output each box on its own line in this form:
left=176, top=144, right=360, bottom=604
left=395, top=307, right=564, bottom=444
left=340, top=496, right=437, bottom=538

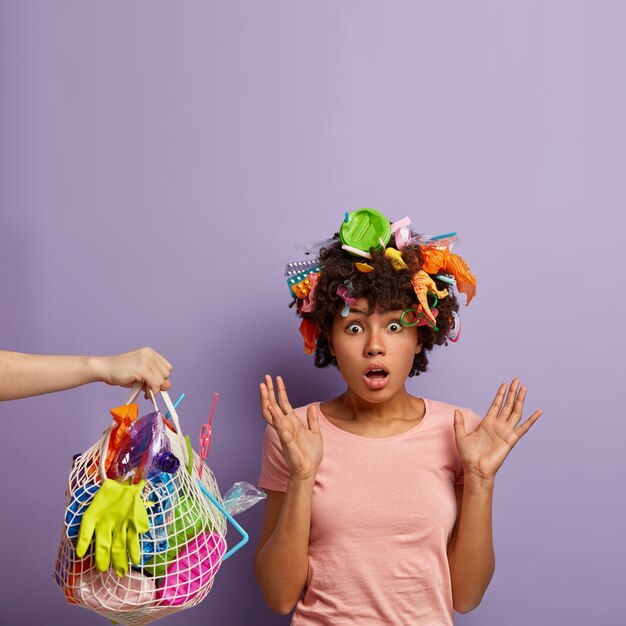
left=254, top=481, right=314, bottom=614
left=447, top=379, right=542, bottom=613
left=254, top=375, right=322, bottom=615
left=447, top=481, right=495, bottom=613
left=0, top=347, right=172, bottom=400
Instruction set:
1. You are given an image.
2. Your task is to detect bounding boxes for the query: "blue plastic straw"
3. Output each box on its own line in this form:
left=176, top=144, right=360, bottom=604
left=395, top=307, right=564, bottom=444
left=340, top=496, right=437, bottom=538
left=197, top=481, right=249, bottom=562
left=165, top=392, right=185, bottom=419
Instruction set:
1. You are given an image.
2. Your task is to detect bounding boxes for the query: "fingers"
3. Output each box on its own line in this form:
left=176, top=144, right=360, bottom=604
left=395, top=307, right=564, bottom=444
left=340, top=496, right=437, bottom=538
left=111, top=522, right=129, bottom=577
left=75, top=513, right=95, bottom=558
left=265, top=374, right=279, bottom=406
left=259, top=382, right=273, bottom=426
left=140, top=351, right=172, bottom=395
left=499, top=379, right=520, bottom=419
left=276, top=376, right=293, bottom=414
left=306, top=403, right=320, bottom=434
left=260, top=375, right=291, bottom=425
left=153, top=350, right=173, bottom=377
left=453, top=409, right=467, bottom=439
left=514, top=409, right=543, bottom=438
left=260, top=375, right=286, bottom=429
left=506, top=384, right=527, bottom=427
left=102, top=347, right=173, bottom=393
left=127, top=526, right=141, bottom=566
left=486, top=383, right=507, bottom=419
left=95, top=525, right=113, bottom=572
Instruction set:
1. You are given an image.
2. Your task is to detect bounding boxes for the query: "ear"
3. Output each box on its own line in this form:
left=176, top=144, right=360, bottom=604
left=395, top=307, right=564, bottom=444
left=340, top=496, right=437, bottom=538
left=326, top=331, right=336, bottom=356
left=415, top=330, right=423, bottom=355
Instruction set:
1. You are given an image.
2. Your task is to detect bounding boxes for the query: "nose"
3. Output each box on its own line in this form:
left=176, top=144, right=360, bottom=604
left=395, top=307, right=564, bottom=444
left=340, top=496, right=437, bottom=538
left=364, top=328, right=386, bottom=357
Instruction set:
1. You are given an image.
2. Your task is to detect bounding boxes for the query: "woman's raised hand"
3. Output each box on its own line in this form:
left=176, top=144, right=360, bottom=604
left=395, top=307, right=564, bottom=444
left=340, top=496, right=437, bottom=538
left=453, top=379, right=543, bottom=483
left=260, top=375, right=323, bottom=482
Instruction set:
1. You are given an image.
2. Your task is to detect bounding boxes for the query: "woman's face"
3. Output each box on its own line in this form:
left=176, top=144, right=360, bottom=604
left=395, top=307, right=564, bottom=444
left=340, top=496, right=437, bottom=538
left=328, top=298, right=422, bottom=403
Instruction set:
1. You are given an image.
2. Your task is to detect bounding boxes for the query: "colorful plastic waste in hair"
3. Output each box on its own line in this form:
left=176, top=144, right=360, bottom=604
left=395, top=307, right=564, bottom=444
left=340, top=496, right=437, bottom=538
left=385, top=248, right=408, bottom=271
left=157, top=532, right=227, bottom=607
left=292, top=274, right=316, bottom=299
left=340, top=208, right=391, bottom=256
left=420, top=247, right=477, bottom=304
left=401, top=305, right=440, bottom=329
left=287, top=264, right=320, bottom=297
left=284, top=258, right=319, bottom=277
left=449, top=311, right=462, bottom=342
left=410, top=271, right=449, bottom=326
left=76, top=479, right=150, bottom=577
left=391, top=216, right=411, bottom=250
left=355, top=261, right=374, bottom=273
left=300, top=272, right=319, bottom=313
left=410, top=231, right=459, bottom=248
left=299, top=318, right=319, bottom=354
left=336, top=280, right=356, bottom=317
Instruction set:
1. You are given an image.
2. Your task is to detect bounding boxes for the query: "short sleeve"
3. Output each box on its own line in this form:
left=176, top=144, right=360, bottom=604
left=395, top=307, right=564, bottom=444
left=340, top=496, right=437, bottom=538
left=454, top=407, right=484, bottom=486
left=258, top=424, right=290, bottom=492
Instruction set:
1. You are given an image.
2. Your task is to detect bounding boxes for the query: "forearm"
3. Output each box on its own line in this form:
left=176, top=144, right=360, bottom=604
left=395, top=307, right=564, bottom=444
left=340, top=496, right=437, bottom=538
left=448, top=476, right=496, bottom=613
left=255, top=477, right=314, bottom=614
left=0, top=351, right=101, bottom=400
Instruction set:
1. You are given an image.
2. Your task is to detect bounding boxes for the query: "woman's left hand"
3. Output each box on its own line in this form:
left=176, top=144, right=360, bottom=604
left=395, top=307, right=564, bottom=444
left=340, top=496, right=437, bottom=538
left=454, top=379, right=543, bottom=483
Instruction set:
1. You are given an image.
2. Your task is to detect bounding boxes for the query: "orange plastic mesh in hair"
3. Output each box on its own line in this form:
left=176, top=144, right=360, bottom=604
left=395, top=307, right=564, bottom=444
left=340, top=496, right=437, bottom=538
left=420, top=248, right=477, bottom=305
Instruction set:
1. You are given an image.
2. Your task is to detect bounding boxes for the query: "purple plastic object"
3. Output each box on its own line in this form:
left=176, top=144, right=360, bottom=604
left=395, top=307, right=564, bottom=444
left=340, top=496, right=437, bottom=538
left=157, top=532, right=227, bottom=607
left=152, top=450, right=180, bottom=474
left=109, top=411, right=177, bottom=481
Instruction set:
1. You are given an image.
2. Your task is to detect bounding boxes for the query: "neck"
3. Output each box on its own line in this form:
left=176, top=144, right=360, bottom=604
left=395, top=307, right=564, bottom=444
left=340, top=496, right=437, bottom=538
left=338, top=386, right=418, bottom=423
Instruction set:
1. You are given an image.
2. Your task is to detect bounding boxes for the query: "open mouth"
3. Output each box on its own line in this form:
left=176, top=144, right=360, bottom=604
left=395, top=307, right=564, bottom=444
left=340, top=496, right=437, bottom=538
left=364, top=368, right=389, bottom=381
left=363, top=364, right=390, bottom=389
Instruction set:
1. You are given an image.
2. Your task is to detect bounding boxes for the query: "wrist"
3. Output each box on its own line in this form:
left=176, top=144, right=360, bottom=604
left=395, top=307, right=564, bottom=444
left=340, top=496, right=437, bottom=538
left=288, top=473, right=316, bottom=488
left=463, top=469, right=496, bottom=491
left=84, top=356, right=105, bottom=384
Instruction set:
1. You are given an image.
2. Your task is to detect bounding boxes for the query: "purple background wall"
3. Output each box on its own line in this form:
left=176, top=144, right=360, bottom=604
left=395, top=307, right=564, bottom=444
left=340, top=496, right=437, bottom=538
left=1, top=2, right=624, bottom=624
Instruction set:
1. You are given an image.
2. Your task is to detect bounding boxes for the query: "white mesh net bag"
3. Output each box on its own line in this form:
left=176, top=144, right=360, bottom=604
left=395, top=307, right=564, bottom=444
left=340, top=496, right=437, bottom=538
left=53, top=386, right=234, bottom=626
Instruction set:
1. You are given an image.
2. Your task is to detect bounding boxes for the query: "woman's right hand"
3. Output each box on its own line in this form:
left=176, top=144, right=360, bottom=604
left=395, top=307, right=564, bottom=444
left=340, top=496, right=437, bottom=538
left=260, top=375, right=323, bottom=481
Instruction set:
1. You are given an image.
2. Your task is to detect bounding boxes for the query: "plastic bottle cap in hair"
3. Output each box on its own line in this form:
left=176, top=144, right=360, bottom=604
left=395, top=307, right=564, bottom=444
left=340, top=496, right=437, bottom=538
left=340, top=208, right=391, bottom=255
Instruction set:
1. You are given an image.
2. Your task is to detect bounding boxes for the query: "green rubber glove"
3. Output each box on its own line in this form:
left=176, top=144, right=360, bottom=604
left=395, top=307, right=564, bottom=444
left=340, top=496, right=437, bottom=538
left=76, top=479, right=150, bottom=577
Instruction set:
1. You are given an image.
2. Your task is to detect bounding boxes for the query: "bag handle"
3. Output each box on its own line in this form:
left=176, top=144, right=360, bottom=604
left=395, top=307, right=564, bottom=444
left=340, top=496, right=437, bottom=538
left=98, top=383, right=189, bottom=482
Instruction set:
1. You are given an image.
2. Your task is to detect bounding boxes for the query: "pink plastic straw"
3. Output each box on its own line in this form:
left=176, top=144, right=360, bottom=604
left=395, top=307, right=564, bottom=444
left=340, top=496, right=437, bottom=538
left=198, top=393, right=219, bottom=479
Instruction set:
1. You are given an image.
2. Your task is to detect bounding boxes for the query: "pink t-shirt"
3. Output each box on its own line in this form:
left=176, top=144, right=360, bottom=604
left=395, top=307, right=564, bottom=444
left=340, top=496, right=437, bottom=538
left=259, top=399, right=483, bottom=626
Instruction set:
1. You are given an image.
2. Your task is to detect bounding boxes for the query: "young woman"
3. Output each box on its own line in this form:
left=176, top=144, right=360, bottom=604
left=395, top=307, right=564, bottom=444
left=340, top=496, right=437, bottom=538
left=255, top=209, right=542, bottom=625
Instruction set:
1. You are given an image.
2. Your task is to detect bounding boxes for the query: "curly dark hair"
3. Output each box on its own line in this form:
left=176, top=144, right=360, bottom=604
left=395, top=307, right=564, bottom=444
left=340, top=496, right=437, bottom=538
left=292, top=234, right=460, bottom=377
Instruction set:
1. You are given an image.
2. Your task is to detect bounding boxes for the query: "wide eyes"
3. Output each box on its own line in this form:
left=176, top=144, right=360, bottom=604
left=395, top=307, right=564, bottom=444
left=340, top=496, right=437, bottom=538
left=344, top=321, right=403, bottom=334
left=387, top=321, right=403, bottom=333
left=346, top=323, right=363, bottom=335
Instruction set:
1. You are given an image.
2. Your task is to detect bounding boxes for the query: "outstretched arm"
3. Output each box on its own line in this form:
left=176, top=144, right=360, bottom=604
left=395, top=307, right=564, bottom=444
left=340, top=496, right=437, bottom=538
left=0, top=347, right=172, bottom=401
left=447, top=379, right=542, bottom=613
left=254, top=375, right=323, bottom=615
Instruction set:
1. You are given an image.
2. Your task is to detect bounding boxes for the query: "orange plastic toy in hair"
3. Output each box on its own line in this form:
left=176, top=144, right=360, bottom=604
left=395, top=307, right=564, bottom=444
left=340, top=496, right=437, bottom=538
left=410, top=271, right=449, bottom=326
left=292, top=275, right=315, bottom=299
left=420, top=248, right=477, bottom=304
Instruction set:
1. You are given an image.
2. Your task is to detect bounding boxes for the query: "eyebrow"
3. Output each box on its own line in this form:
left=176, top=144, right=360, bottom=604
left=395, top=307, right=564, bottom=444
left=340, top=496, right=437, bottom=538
left=347, top=308, right=405, bottom=316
